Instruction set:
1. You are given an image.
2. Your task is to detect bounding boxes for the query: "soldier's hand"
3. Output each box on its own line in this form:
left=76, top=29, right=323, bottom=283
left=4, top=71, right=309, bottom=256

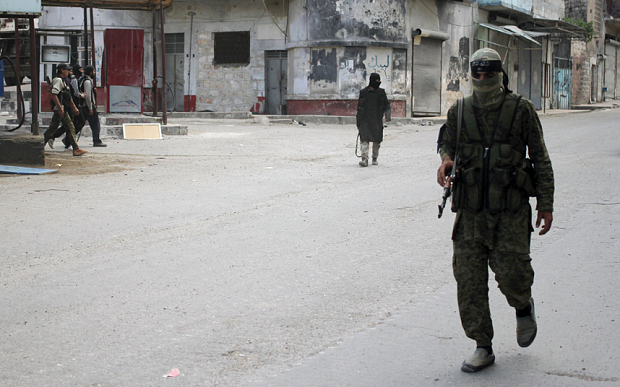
left=437, top=157, right=453, bottom=187
left=536, top=211, right=553, bottom=235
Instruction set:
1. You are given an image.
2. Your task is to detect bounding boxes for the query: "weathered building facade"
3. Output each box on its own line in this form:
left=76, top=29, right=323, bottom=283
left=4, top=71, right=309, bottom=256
left=37, top=0, right=588, bottom=116
left=565, top=0, right=608, bottom=104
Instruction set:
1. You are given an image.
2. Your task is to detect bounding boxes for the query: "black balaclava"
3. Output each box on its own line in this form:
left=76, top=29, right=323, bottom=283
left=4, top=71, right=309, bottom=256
left=369, top=73, right=381, bottom=89
left=72, top=64, right=83, bottom=78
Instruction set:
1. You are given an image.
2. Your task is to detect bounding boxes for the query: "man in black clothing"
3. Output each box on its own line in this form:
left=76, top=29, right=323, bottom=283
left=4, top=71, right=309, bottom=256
left=79, top=65, right=107, bottom=147
left=356, top=73, right=391, bottom=167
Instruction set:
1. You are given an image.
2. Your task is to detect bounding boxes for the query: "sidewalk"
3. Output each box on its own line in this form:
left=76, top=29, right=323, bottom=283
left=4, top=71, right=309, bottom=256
left=2, top=95, right=619, bottom=134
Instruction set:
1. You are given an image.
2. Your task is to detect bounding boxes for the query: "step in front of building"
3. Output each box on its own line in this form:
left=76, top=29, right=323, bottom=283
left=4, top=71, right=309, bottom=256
left=32, top=124, right=188, bottom=139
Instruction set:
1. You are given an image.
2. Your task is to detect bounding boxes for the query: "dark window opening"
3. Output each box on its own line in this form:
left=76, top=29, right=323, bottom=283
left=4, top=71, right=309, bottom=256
left=165, top=33, right=185, bottom=55
left=214, top=31, right=250, bottom=65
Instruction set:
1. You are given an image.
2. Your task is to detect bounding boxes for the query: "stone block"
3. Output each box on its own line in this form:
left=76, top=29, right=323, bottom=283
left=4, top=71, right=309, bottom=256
left=0, top=135, right=45, bottom=166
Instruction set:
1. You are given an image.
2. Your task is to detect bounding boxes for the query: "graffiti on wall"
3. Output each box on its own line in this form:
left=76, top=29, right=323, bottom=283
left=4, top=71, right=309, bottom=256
left=364, top=47, right=392, bottom=94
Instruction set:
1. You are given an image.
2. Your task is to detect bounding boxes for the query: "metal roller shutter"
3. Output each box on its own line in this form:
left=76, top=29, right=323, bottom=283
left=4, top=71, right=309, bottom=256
left=413, top=38, right=442, bottom=115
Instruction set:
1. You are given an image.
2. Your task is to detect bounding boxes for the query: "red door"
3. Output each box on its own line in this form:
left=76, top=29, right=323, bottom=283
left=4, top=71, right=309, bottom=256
left=104, top=29, right=144, bottom=112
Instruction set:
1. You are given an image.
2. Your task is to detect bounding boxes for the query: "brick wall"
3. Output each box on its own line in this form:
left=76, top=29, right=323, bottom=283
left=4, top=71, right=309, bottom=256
left=194, top=32, right=262, bottom=113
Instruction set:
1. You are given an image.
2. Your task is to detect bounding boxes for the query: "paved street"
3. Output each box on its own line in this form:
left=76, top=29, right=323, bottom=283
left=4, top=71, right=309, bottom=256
left=1, top=108, right=619, bottom=386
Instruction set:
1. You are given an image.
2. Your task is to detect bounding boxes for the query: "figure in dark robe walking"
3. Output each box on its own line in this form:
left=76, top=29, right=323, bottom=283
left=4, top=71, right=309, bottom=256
left=356, top=73, right=391, bottom=167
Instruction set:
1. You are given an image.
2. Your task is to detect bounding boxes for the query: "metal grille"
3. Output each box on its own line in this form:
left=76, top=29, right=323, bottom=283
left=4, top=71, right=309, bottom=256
left=165, top=33, right=184, bottom=54
left=266, top=51, right=287, bottom=60
left=214, top=31, right=250, bottom=65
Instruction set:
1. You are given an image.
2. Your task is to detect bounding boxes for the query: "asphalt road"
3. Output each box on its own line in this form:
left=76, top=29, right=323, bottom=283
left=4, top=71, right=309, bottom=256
left=1, top=109, right=619, bottom=386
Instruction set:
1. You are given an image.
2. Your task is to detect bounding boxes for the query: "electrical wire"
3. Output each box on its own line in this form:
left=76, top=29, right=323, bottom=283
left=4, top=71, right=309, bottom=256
left=417, top=0, right=475, bottom=28
left=1, top=55, right=26, bottom=132
left=261, top=0, right=287, bottom=36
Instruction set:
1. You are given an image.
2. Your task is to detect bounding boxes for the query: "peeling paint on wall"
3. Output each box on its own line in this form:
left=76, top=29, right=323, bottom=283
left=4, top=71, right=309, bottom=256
left=392, top=49, right=407, bottom=95
left=446, top=37, right=470, bottom=92
left=307, top=0, right=406, bottom=42
left=310, top=48, right=338, bottom=93
left=338, top=47, right=367, bottom=97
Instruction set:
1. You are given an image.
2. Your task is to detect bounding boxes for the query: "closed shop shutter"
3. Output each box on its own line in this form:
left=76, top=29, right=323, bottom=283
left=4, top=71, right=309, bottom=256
left=413, top=38, right=442, bottom=115
left=604, top=42, right=617, bottom=99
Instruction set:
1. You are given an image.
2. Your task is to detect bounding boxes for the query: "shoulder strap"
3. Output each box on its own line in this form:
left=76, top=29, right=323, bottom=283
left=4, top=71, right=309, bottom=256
left=456, top=98, right=463, bottom=150
left=78, top=75, right=87, bottom=92
left=495, top=93, right=522, bottom=142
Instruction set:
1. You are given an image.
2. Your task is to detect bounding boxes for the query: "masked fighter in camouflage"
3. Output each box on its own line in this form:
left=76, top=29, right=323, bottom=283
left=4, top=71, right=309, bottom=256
left=437, top=48, right=554, bottom=372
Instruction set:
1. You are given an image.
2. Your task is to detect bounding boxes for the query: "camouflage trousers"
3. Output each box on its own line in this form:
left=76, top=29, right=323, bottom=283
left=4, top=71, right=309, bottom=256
left=452, top=208, right=535, bottom=347
left=43, top=110, right=79, bottom=150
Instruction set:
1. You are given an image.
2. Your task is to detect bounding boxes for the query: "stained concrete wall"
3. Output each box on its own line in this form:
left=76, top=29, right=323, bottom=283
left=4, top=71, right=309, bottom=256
left=165, top=0, right=288, bottom=113
left=286, top=0, right=408, bottom=116
left=409, top=0, right=477, bottom=114
left=533, top=0, right=565, bottom=19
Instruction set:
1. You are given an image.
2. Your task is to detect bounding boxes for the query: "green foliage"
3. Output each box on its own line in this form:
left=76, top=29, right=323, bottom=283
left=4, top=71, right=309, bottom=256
left=563, top=16, right=595, bottom=42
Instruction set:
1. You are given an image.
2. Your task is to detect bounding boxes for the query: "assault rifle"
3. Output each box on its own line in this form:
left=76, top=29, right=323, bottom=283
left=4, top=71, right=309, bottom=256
left=438, top=98, right=463, bottom=219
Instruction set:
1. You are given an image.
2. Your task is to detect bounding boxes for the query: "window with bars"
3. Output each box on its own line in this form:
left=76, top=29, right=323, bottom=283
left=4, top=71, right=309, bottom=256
left=165, top=33, right=185, bottom=54
left=214, top=31, right=250, bottom=65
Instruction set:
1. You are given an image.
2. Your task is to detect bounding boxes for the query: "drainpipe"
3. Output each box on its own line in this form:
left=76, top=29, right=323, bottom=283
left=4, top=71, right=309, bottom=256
left=29, top=17, right=39, bottom=135
left=188, top=11, right=195, bottom=110
left=160, top=3, right=167, bottom=124
left=14, top=20, right=22, bottom=122
left=90, top=8, right=96, bottom=85
left=84, top=7, right=88, bottom=66
left=152, top=10, right=158, bottom=116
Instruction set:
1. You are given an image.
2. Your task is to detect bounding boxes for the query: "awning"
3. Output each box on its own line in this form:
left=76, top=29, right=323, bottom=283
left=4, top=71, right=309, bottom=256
left=520, top=18, right=586, bottom=37
left=479, top=23, right=541, bottom=46
left=41, top=0, right=171, bottom=11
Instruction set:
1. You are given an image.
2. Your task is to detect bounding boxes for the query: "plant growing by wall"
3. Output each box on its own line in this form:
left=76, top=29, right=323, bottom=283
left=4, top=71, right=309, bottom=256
left=563, top=16, right=595, bottom=42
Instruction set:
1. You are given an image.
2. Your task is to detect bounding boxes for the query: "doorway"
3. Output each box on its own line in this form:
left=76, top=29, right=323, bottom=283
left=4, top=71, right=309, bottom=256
left=265, top=51, right=288, bottom=115
left=517, top=43, right=543, bottom=109
left=412, top=38, right=443, bottom=116
left=164, top=33, right=185, bottom=112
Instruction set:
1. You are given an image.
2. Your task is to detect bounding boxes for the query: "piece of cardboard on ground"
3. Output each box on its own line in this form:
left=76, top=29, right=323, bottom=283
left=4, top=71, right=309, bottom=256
left=0, top=165, right=58, bottom=175
left=122, top=123, right=162, bottom=139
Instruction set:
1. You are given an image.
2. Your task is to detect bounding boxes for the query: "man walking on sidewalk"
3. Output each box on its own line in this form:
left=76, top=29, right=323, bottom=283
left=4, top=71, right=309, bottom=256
left=436, top=48, right=554, bottom=373
left=356, top=73, right=390, bottom=167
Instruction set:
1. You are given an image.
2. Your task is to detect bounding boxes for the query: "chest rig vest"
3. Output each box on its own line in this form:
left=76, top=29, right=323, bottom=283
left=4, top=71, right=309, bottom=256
left=452, top=93, right=535, bottom=213
left=51, top=77, right=73, bottom=110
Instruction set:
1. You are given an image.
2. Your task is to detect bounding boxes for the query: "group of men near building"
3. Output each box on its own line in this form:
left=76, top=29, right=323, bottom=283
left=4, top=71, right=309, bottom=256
left=43, top=62, right=106, bottom=156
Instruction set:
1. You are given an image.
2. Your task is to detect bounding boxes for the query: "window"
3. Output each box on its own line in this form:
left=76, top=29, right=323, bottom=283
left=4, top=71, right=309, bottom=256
left=214, top=31, right=250, bottom=65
